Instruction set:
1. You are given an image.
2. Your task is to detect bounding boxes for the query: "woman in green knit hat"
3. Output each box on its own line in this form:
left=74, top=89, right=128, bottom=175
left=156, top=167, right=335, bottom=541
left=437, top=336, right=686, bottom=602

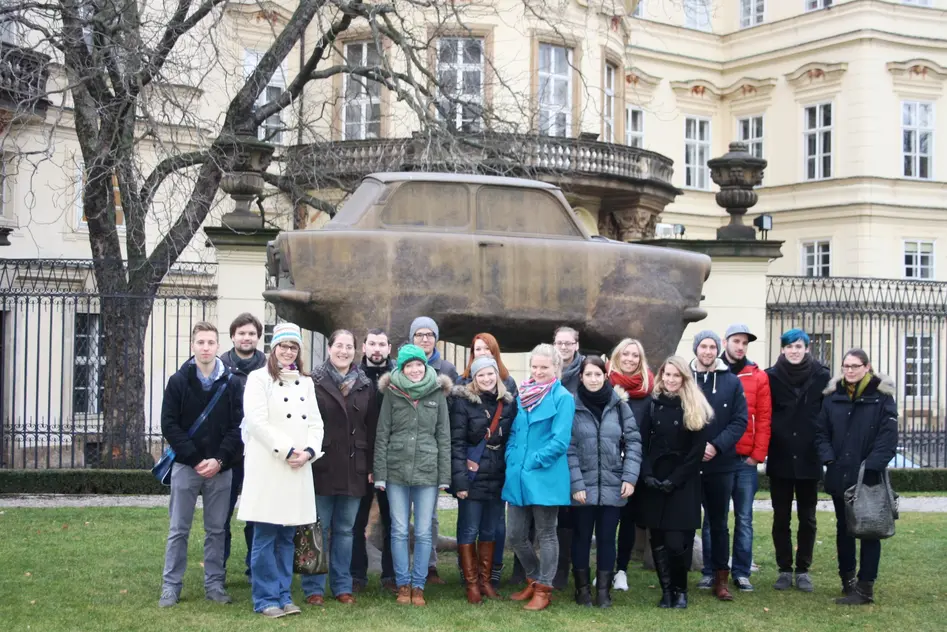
left=373, top=344, right=453, bottom=607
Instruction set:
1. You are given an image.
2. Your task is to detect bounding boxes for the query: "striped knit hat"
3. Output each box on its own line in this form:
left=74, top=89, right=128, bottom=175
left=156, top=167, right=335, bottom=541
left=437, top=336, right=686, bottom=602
left=271, top=323, right=302, bottom=347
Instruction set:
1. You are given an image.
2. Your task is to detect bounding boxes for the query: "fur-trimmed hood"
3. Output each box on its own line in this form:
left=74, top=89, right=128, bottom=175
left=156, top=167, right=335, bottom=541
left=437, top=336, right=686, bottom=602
left=450, top=380, right=515, bottom=405
left=377, top=371, right=454, bottom=395
left=612, top=385, right=630, bottom=402
left=824, top=372, right=896, bottom=397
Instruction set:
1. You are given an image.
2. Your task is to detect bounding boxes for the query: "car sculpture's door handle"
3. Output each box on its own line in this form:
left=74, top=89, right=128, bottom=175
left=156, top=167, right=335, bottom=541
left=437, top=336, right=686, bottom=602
left=478, top=241, right=504, bottom=247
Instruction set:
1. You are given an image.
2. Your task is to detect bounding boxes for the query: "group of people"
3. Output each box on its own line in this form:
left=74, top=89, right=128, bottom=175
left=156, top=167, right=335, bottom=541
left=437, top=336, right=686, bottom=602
left=157, top=313, right=898, bottom=618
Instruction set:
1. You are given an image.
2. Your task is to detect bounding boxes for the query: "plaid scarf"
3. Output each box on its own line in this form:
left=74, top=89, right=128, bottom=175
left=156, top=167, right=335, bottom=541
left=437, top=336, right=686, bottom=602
left=326, top=361, right=359, bottom=397
left=519, top=378, right=558, bottom=412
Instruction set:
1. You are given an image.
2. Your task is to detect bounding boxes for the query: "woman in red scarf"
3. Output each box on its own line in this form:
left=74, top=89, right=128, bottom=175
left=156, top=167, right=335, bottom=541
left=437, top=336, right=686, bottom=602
left=607, top=338, right=654, bottom=591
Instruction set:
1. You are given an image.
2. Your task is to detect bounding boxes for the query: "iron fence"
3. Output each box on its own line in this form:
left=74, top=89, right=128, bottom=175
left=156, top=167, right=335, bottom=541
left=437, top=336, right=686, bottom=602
left=0, top=259, right=217, bottom=469
left=766, top=275, right=947, bottom=468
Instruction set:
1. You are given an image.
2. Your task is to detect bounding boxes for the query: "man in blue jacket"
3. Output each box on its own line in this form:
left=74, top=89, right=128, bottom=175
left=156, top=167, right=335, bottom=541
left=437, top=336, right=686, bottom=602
left=689, top=330, right=748, bottom=601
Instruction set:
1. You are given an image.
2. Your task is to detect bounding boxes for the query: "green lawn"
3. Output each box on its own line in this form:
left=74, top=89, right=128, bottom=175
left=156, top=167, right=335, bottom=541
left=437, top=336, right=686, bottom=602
left=1, top=507, right=945, bottom=632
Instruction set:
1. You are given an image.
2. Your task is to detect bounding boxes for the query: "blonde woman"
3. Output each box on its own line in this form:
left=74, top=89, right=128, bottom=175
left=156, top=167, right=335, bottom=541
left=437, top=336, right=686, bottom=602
left=607, top=338, right=655, bottom=590
left=636, top=356, right=713, bottom=610
left=502, top=343, right=575, bottom=611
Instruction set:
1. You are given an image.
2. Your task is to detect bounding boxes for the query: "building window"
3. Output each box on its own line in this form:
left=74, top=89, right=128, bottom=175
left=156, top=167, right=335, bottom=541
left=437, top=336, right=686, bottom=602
left=805, top=0, right=832, bottom=10
left=0, top=154, right=12, bottom=219
left=625, top=106, right=644, bottom=148
left=804, top=103, right=832, bottom=180
left=633, top=1, right=644, bottom=17
left=684, top=0, right=712, bottom=31
left=603, top=63, right=616, bottom=143
left=810, top=333, right=833, bottom=366
left=244, top=50, right=286, bottom=144
left=684, top=117, right=711, bottom=190
left=902, top=0, right=932, bottom=6
left=343, top=41, right=382, bottom=141
left=738, top=115, right=764, bottom=158
left=904, top=240, right=934, bottom=279
left=802, top=240, right=831, bottom=277
left=902, top=101, right=933, bottom=180
left=538, top=43, right=572, bottom=137
left=740, top=0, right=764, bottom=27
left=74, top=163, right=125, bottom=229
left=74, top=313, right=105, bottom=415
left=437, top=37, right=484, bottom=133
left=904, top=335, right=933, bottom=398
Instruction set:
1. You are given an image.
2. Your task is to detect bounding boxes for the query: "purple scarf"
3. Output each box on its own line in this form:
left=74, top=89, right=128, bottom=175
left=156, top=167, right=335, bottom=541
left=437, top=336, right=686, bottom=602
left=519, top=378, right=558, bottom=412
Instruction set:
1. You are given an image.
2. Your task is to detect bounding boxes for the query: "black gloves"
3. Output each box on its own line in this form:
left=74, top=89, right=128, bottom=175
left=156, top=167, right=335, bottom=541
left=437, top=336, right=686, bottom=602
left=862, top=469, right=881, bottom=486
left=643, top=476, right=660, bottom=489
left=644, top=476, right=674, bottom=493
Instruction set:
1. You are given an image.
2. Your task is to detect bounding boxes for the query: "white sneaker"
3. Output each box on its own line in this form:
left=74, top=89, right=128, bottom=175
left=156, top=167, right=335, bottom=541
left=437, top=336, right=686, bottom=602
left=612, top=570, right=629, bottom=592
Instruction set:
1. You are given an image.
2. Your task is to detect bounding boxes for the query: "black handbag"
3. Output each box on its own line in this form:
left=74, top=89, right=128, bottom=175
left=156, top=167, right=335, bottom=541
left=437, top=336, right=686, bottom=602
left=293, top=520, right=329, bottom=575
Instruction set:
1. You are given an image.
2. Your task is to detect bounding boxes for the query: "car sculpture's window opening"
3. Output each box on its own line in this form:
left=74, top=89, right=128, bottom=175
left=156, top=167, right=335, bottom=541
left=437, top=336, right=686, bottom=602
left=476, top=186, right=582, bottom=237
left=332, top=180, right=382, bottom=226
left=380, top=181, right=470, bottom=228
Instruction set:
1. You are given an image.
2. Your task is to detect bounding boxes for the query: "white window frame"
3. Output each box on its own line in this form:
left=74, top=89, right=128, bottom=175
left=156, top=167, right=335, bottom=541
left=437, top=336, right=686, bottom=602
left=0, top=153, right=12, bottom=219
left=73, top=312, right=106, bottom=416
left=684, top=116, right=711, bottom=190
left=342, top=41, right=383, bottom=141
left=740, top=0, right=765, bottom=28
left=684, top=0, right=712, bottom=31
left=538, top=43, right=573, bottom=138
left=801, top=239, right=831, bottom=277
left=805, top=0, right=833, bottom=11
left=904, top=239, right=935, bottom=280
left=902, top=100, right=933, bottom=180
left=603, top=63, right=616, bottom=143
left=625, top=106, right=644, bottom=148
left=738, top=114, right=764, bottom=159
left=244, top=49, right=287, bottom=144
left=436, top=37, right=484, bottom=133
left=803, top=102, right=833, bottom=181
left=904, top=334, right=933, bottom=399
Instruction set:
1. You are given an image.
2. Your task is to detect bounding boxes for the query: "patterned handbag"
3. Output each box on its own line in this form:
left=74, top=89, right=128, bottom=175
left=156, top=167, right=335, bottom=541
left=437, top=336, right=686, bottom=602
left=843, top=462, right=899, bottom=540
left=293, top=519, right=329, bottom=575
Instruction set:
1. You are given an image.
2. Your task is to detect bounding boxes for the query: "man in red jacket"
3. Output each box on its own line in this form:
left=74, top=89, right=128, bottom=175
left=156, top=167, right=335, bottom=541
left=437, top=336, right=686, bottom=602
left=700, top=324, right=771, bottom=593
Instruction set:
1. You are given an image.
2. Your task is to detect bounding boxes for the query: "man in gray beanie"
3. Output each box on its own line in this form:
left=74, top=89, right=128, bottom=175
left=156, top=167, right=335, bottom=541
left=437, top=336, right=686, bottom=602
left=688, top=328, right=748, bottom=601
left=409, top=316, right=459, bottom=382
left=407, top=316, right=458, bottom=586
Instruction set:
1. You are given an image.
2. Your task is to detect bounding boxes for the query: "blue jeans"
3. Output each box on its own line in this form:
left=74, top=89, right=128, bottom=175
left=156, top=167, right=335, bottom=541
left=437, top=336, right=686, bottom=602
left=301, top=495, right=361, bottom=597
left=730, top=460, right=758, bottom=578
left=250, top=522, right=295, bottom=612
left=387, top=483, right=438, bottom=589
left=700, top=471, right=736, bottom=575
left=457, top=498, right=504, bottom=545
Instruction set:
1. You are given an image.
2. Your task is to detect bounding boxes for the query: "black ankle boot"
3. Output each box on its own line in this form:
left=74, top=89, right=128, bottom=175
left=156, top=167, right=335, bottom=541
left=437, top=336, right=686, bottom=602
left=839, top=570, right=857, bottom=596
left=595, top=570, right=613, bottom=608
left=836, top=580, right=874, bottom=605
left=652, top=545, right=673, bottom=608
left=573, top=568, right=592, bottom=607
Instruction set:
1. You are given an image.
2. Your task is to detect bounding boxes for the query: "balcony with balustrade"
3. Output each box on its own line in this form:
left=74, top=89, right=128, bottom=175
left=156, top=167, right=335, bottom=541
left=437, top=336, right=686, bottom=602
left=0, top=42, right=50, bottom=121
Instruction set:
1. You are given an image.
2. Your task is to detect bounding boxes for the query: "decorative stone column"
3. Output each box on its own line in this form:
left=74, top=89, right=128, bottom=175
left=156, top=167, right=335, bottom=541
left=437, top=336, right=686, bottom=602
left=598, top=192, right=666, bottom=241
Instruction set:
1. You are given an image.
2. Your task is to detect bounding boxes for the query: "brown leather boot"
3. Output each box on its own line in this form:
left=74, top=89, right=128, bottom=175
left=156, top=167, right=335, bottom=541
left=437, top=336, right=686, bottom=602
left=523, top=583, right=553, bottom=611
left=395, top=585, right=411, bottom=605
left=411, top=587, right=426, bottom=607
left=426, top=567, right=445, bottom=585
left=477, top=541, right=501, bottom=599
left=458, top=543, right=482, bottom=604
left=713, top=570, right=734, bottom=601
left=510, top=578, right=537, bottom=602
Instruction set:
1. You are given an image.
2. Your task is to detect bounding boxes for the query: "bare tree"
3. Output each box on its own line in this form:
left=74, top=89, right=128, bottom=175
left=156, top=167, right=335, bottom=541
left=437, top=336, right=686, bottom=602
left=0, top=0, right=633, bottom=465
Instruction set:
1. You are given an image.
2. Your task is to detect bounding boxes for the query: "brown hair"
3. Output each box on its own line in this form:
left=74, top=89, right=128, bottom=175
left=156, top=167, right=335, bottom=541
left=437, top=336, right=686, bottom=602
left=553, top=325, right=579, bottom=343
left=580, top=355, right=607, bottom=376
left=461, top=333, right=510, bottom=381
left=191, top=321, right=218, bottom=342
left=267, top=341, right=306, bottom=380
left=844, top=348, right=870, bottom=368
left=328, top=329, right=357, bottom=348
left=229, top=312, right=263, bottom=338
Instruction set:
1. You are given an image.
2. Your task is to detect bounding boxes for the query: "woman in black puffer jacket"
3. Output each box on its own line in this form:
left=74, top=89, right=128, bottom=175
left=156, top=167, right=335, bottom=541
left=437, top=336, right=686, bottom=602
left=450, top=356, right=516, bottom=604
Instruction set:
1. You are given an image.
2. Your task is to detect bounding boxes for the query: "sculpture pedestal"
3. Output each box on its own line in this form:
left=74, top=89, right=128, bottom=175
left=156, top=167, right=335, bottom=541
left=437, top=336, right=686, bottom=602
left=205, top=227, right=281, bottom=338
left=641, top=239, right=784, bottom=358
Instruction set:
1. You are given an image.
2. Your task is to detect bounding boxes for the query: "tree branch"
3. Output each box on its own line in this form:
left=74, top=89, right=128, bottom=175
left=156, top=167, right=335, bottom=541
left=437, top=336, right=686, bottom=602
left=139, top=150, right=209, bottom=210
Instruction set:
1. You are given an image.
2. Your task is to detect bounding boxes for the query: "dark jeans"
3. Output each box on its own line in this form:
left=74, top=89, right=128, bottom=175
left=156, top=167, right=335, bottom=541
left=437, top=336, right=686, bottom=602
left=615, top=499, right=636, bottom=573
left=571, top=505, right=621, bottom=572
left=770, top=477, right=818, bottom=574
left=457, top=498, right=504, bottom=545
left=832, top=495, right=881, bottom=582
left=223, top=461, right=253, bottom=575
left=351, top=488, right=394, bottom=583
left=704, top=460, right=757, bottom=578
left=700, top=471, right=735, bottom=574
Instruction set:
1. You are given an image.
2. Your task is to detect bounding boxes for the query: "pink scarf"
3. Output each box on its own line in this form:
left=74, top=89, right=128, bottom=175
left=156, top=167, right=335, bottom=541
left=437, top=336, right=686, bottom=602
left=519, top=378, right=557, bottom=412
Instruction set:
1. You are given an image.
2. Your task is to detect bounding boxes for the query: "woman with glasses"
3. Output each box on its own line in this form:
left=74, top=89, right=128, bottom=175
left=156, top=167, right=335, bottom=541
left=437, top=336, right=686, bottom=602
left=301, top=330, right=378, bottom=607
left=815, top=349, right=898, bottom=606
left=239, top=323, right=325, bottom=618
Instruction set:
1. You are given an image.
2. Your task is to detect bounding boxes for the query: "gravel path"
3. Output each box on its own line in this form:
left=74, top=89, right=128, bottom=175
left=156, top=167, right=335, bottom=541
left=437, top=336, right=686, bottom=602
left=1, top=494, right=946, bottom=512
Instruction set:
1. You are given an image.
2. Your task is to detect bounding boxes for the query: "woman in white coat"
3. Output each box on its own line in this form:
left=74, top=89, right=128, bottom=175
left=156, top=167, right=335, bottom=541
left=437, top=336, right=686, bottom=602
left=238, top=323, right=324, bottom=618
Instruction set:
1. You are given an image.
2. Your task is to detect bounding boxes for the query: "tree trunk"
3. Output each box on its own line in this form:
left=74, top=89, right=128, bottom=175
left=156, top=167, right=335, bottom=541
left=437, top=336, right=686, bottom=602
left=98, top=293, right=154, bottom=469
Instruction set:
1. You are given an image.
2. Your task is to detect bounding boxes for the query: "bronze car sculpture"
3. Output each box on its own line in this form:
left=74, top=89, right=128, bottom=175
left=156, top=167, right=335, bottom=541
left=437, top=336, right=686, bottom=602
left=265, top=172, right=710, bottom=359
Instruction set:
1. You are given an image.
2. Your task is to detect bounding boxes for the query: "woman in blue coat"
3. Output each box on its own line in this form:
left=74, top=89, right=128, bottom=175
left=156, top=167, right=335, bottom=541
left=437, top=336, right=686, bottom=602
left=502, top=343, right=575, bottom=611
